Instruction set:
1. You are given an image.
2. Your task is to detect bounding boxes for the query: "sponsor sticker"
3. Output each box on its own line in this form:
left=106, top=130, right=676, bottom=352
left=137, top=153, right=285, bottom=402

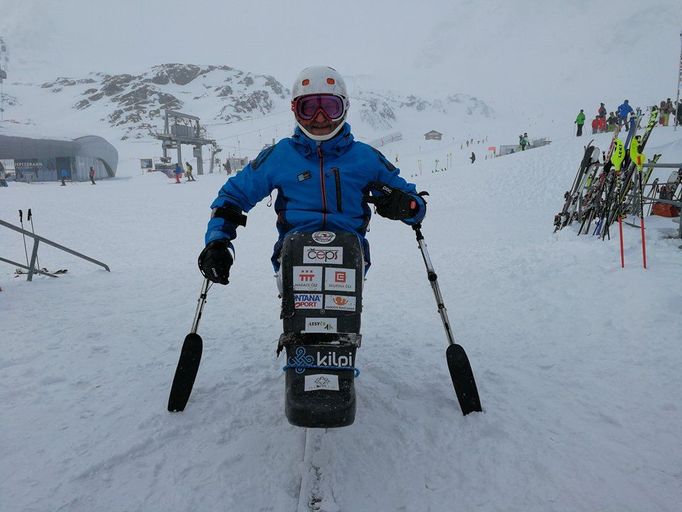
left=325, top=294, right=356, bottom=312
left=304, top=374, right=339, bottom=392
left=304, top=317, right=338, bottom=333
left=325, top=268, right=356, bottom=292
left=294, top=293, right=323, bottom=309
left=303, top=246, right=343, bottom=265
left=311, top=231, right=336, bottom=244
left=292, top=266, right=322, bottom=291
left=297, top=171, right=311, bottom=182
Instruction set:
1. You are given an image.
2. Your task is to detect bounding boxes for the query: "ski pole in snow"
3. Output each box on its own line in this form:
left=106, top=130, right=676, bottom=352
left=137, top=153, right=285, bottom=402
left=18, top=210, right=30, bottom=268
left=168, top=278, right=211, bottom=412
left=637, top=169, right=647, bottom=269
left=27, top=209, right=41, bottom=271
left=412, top=224, right=482, bottom=415
left=618, top=216, right=625, bottom=268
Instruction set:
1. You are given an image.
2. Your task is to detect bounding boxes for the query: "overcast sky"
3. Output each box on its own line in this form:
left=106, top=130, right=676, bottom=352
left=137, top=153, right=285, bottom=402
left=1, top=0, right=681, bottom=109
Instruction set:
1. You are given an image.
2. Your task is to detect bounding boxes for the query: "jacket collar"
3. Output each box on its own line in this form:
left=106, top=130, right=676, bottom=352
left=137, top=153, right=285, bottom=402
left=290, top=123, right=355, bottom=157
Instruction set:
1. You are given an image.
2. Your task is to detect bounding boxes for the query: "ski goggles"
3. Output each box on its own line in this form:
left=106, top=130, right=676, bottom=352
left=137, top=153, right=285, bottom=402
left=292, top=94, right=346, bottom=121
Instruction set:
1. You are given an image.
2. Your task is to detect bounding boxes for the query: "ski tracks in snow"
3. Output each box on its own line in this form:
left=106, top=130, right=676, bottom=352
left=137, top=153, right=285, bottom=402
left=296, top=429, right=339, bottom=512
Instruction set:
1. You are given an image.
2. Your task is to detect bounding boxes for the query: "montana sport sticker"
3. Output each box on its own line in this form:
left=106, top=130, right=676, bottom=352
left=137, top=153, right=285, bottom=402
left=294, top=293, right=323, bottom=309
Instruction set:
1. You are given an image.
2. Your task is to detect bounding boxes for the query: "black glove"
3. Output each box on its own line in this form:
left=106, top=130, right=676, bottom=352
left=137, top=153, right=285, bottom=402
left=365, top=182, right=421, bottom=220
left=198, top=240, right=233, bottom=285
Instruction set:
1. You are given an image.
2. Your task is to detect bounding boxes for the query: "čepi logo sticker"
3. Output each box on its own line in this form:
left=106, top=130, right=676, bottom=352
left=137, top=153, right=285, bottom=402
left=294, top=293, right=323, bottom=309
left=325, top=294, right=356, bottom=311
left=292, top=266, right=322, bottom=291
left=325, top=268, right=356, bottom=292
left=303, top=317, right=338, bottom=333
left=303, top=246, right=343, bottom=265
left=311, top=231, right=336, bottom=244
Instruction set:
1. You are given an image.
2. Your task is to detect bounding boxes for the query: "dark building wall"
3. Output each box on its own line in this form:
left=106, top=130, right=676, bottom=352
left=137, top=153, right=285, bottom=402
left=0, top=134, right=118, bottom=182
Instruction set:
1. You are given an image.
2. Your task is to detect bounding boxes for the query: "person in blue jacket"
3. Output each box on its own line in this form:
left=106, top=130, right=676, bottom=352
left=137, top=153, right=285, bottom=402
left=198, top=65, right=426, bottom=285
left=617, top=99, right=634, bottom=129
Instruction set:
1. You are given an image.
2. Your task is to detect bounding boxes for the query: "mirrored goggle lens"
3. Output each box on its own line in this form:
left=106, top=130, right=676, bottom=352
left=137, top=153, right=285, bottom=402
left=296, top=95, right=345, bottom=120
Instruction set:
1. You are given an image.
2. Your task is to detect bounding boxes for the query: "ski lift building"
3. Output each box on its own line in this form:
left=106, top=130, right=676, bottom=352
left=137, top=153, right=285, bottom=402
left=0, top=134, right=118, bottom=182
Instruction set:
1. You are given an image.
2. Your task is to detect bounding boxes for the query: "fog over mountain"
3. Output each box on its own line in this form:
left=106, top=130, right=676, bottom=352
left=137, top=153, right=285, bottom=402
left=2, top=0, right=681, bottom=113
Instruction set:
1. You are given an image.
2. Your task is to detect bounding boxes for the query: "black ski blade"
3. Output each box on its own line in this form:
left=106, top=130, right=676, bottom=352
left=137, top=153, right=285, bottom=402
left=446, top=343, right=482, bottom=415
left=168, top=333, right=203, bottom=412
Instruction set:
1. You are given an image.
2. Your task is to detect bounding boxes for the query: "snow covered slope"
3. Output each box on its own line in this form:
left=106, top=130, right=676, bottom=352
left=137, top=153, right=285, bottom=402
left=2, top=123, right=681, bottom=511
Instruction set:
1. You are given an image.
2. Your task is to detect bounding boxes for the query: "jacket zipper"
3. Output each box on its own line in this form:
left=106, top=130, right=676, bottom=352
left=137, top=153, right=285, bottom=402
left=332, top=168, right=343, bottom=213
left=317, top=146, right=327, bottom=228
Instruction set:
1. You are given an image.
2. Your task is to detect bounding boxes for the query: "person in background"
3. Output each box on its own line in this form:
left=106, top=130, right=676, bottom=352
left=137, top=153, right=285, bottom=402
left=663, top=98, right=674, bottom=126
left=575, top=109, right=586, bottom=137
left=185, top=161, right=196, bottom=182
left=659, top=99, right=667, bottom=126
left=520, top=132, right=530, bottom=150
left=591, top=116, right=599, bottom=135
left=607, top=112, right=618, bottom=131
left=597, top=102, right=607, bottom=120
left=89, top=166, right=96, bottom=185
left=617, top=100, right=633, bottom=129
left=60, top=168, right=68, bottom=186
left=0, top=161, right=7, bottom=187
left=174, top=163, right=183, bottom=184
left=470, top=151, right=476, bottom=163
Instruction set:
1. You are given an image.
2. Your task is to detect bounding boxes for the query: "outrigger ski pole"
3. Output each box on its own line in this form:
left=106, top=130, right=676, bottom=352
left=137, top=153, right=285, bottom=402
left=168, top=278, right=211, bottom=412
left=413, top=224, right=482, bottom=415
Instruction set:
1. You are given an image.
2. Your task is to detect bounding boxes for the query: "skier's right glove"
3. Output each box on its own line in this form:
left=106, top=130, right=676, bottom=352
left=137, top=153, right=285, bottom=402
left=198, top=240, right=234, bottom=285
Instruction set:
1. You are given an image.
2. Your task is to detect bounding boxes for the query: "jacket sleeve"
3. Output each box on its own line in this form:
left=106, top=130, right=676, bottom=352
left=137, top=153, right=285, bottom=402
left=370, top=148, right=427, bottom=225
left=204, top=147, right=275, bottom=245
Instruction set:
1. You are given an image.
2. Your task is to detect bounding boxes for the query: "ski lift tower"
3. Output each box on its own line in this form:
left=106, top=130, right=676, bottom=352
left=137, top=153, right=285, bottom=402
left=153, top=110, right=216, bottom=175
left=0, top=37, right=8, bottom=121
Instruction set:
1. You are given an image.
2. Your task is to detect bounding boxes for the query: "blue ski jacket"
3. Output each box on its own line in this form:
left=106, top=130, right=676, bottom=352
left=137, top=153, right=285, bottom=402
left=617, top=101, right=633, bottom=120
left=205, top=123, right=426, bottom=270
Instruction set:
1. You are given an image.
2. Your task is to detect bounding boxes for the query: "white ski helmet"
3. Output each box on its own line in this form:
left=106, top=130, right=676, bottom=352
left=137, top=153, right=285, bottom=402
left=291, top=65, right=350, bottom=141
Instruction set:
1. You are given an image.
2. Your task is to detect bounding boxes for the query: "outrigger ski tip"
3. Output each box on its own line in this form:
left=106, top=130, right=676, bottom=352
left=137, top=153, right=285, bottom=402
left=446, top=343, right=482, bottom=415
left=413, top=224, right=483, bottom=415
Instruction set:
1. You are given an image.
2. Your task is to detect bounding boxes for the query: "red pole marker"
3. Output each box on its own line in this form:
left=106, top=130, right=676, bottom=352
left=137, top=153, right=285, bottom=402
left=618, top=216, right=625, bottom=268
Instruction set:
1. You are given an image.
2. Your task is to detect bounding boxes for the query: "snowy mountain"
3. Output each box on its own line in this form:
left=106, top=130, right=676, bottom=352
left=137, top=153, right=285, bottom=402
left=28, top=64, right=290, bottom=139
left=4, top=63, right=495, bottom=143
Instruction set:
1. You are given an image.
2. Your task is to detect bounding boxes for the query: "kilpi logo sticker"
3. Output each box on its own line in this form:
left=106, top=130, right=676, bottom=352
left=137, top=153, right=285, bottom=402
left=297, top=171, right=311, bottom=182
left=311, top=231, right=336, bottom=244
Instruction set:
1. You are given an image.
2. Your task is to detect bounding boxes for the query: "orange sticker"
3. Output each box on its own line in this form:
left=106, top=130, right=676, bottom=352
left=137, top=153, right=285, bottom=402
left=326, top=78, right=335, bottom=85
left=302, top=79, right=310, bottom=86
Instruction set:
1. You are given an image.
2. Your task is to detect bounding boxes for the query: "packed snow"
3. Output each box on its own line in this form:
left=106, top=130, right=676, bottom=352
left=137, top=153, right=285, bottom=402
left=2, top=125, right=681, bottom=511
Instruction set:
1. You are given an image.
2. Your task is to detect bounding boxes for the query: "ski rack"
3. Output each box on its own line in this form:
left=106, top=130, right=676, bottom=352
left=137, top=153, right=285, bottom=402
left=579, top=161, right=681, bottom=240
left=0, top=219, right=110, bottom=281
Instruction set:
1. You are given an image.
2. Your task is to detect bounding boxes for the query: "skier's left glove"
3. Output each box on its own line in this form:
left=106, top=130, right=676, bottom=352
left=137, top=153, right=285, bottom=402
left=365, top=182, right=422, bottom=220
left=198, top=239, right=234, bottom=285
